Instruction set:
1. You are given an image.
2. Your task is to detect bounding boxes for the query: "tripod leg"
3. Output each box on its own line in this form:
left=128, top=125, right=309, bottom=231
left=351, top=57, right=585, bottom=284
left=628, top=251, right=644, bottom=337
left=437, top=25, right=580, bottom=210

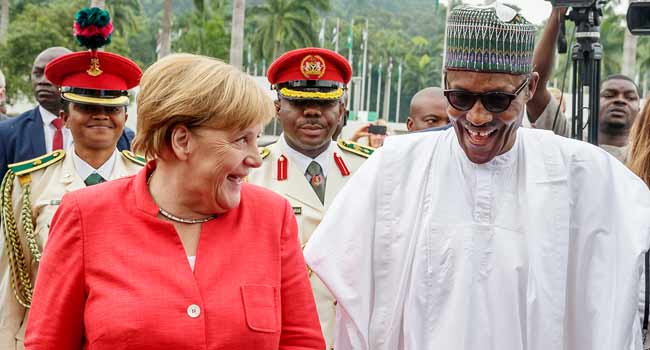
left=577, top=60, right=586, bottom=142
left=590, top=56, right=601, bottom=145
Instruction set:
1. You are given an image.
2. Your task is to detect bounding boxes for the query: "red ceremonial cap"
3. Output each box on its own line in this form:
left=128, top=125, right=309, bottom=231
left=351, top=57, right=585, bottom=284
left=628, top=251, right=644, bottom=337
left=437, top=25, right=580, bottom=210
left=45, top=51, right=141, bottom=107
left=44, top=7, right=142, bottom=107
left=267, top=47, right=352, bottom=100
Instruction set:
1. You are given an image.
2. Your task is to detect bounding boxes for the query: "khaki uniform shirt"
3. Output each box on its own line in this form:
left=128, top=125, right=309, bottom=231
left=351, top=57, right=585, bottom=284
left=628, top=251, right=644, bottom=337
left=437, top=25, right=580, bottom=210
left=0, top=148, right=143, bottom=350
left=248, top=139, right=367, bottom=349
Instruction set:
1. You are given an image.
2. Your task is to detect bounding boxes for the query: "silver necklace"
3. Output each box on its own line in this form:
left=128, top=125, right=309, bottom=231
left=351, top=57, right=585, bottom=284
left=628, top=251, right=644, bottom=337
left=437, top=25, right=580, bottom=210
left=158, top=207, right=216, bottom=224
left=148, top=171, right=217, bottom=224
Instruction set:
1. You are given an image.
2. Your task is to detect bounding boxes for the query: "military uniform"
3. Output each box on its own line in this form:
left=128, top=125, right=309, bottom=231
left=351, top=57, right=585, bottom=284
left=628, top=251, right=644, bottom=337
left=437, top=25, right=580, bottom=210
left=0, top=149, right=144, bottom=349
left=248, top=47, right=372, bottom=348
left=0, top=11, right=143, bottom=348
left=249, top=138, right=371, bottom=349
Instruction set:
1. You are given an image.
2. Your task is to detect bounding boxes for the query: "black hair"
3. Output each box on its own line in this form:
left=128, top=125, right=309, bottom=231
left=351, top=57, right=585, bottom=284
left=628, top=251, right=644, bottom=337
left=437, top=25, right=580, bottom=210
left=602, top=74, right=640, bottom=95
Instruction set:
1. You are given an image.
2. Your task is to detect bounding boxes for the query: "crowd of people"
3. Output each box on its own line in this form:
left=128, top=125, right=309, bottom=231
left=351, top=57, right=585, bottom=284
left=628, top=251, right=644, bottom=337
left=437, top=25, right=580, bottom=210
left=1, top=3, right=650, bottom=350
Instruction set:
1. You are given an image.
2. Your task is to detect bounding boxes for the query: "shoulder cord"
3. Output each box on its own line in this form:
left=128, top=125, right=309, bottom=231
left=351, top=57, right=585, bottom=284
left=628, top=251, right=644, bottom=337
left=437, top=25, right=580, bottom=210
left=0, top=172, right=33, bottom=308
left=21, top=183, right=41, bottom=262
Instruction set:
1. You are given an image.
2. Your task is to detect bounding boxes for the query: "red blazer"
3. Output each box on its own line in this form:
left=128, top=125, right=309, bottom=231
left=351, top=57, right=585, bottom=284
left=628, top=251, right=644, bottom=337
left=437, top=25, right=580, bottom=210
left=24, top=165, right=325, bottom=350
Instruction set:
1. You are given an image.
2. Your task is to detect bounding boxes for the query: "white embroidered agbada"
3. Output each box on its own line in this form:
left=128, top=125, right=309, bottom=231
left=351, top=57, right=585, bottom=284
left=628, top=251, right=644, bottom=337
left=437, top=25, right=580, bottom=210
left=304, top=127, right=650, bottom=350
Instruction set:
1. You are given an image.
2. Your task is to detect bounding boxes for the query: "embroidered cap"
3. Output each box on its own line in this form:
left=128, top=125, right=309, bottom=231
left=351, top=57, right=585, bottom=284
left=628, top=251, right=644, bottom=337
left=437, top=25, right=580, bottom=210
left=267, top=47, right=352, bottom=100
left=444, top=3, right=536, bottom=75
left=44, top=7, right=142, bottom=106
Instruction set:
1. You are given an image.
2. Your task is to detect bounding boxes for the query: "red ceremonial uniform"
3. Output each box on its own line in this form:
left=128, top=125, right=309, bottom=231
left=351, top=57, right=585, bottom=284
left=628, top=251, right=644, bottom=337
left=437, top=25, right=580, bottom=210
left=23, top=163, right=325, bottom=349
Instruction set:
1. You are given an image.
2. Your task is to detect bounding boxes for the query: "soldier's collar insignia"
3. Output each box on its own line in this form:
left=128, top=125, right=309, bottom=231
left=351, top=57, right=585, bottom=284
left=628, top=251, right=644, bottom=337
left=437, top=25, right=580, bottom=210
left=121, top=150, right=146, bottom=166
left=334, top=152, right=350, bottom=176
left=337, top=139, right=375, bottom=158
left=300, top=55, right=326, bottom=79
left=260, top=147, right=271, bottom=160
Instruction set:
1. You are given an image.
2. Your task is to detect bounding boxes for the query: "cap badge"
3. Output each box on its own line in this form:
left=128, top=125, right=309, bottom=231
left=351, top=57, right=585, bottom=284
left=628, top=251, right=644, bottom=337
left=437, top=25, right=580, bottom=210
left=87, top=57, right=103, bottom=77
left=300, top=55, right=326, bottom=79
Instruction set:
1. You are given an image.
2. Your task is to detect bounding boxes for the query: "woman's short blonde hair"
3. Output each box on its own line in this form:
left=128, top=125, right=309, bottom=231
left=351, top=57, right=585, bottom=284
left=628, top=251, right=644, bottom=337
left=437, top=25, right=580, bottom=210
left=628, top=99, right=650, bottom=187
left=133, top=54, right=274, bottom=159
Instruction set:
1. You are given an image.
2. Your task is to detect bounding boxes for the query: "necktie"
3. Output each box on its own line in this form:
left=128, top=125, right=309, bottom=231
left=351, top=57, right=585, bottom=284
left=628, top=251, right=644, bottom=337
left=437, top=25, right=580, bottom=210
left=84, top=173, right=106, bottom=186
left=51, top=117, right=64, bottom=151
left=305, top=161, right=326, bottom=204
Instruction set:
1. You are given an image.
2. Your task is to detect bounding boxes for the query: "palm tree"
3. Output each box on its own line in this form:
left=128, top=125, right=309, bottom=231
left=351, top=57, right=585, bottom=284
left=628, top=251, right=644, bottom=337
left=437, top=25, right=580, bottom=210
left=0, top=0, right=8, bottom=44
left=636, top=37, right=650, bottom=97
left=107, top=0, right=143, bottom=36
left=172, top=0, right=228, bottom=58
left=90, top=0, right=105, bottom=8
left=598, top=2, right=625, bottom=78
left=622, top=29, right=637, bottom=77
left=249, top=0, right=330, bottom=61
left=229, top=0, right=245, bottom=68
left=158, top=0, right=172, bottom=59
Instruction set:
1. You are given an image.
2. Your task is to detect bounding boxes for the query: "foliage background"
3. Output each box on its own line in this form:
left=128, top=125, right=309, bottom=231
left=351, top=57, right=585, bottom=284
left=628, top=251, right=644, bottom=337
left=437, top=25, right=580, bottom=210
left=0, top=0, right=645, bottom=121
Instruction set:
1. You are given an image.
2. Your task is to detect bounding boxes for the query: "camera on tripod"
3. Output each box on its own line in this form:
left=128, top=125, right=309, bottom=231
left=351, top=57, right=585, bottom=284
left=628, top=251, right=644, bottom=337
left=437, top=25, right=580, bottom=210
left=628, top=0, right=650, bottom=35
left=543, top=0, right=649, bottom=144
left=544, top=0, right=605, bottom=144
left=546, top=0, right=650, bottom=36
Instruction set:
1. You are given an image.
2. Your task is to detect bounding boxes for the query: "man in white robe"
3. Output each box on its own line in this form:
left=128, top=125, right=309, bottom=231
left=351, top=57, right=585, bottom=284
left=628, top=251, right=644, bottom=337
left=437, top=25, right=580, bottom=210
left=304, top=4, right=650, bottom=350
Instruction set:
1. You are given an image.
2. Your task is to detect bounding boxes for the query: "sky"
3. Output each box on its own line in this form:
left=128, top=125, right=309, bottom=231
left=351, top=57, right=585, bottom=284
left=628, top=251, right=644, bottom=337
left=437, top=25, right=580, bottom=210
left=438, top=1, right=628, bottom=25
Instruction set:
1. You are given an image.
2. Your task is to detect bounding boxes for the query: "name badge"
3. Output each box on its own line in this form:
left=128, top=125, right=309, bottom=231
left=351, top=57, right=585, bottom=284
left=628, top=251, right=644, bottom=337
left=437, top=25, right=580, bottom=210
left=49, top=199, right=61, bottom=205
left=292, top=206, right=302, bottom=215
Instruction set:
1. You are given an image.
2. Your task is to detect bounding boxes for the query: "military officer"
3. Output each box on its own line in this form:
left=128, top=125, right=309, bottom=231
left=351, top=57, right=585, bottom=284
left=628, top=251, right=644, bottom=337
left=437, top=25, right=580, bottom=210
left=247, top=47, right=372, bottom=348
left=0, top=11, right=144, bottom=348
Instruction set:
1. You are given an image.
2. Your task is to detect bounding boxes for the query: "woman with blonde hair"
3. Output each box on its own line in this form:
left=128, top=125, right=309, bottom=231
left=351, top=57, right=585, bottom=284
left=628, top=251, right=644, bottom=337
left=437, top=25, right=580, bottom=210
left=24, top=54, right=325, bottom=349
left=628, top=100, right=650, bottom=186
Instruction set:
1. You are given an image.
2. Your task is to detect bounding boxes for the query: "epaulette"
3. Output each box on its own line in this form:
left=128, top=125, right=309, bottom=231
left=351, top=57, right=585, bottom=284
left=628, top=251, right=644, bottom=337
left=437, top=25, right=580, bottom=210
left=7, top=150, right=66, bottom=178
left=121, top=150, right=146, bottom=166
left=337, top=139, right=375, bottom=158
left=260, top=147, right=271, bottom=160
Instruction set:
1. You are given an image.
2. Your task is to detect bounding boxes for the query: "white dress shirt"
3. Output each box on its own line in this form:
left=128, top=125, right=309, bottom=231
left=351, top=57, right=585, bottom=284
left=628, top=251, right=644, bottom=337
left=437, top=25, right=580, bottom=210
left=279, top=133, right=332, bottom=179
left=71, top=146, right=118, bottom=181
left=187, top=256, right=196, bottom=272
left=40, top=106, right=72, bottom=153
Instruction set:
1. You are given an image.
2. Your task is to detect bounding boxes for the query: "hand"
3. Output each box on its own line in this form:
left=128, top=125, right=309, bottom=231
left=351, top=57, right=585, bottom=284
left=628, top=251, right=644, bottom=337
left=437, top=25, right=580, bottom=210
left=350, top=124, right=371, bottom=142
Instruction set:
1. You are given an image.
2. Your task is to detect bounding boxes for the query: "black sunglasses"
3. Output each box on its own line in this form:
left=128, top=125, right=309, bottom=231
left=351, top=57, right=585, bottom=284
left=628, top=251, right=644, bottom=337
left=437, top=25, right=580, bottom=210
left=444, top=76, right=530, bottom=113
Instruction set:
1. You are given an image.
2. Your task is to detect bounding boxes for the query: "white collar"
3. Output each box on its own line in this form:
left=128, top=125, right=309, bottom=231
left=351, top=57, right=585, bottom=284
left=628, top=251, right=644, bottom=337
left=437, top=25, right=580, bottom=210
left=279, top=133, right=333, bottom=177
left=39, top=105, right=59, bottom=125
left=71, top=145, right=118, bottom=181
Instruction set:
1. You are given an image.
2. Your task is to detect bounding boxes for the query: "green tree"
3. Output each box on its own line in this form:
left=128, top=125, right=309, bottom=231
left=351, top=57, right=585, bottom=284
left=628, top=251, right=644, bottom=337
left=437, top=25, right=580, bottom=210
left=333, top=0, right=447, bottom=119
left=172, top=0, right=229, bottom=59
left=599, top=4, right=625, bottom=78
left=0, top=0, right=130, bottom=101
left=106, top=0, right=143, bottom=36
left=249, top=0, right=330, bottom=60
left=0, top=0, right=9, bottom=44
left=635, top=36, right=650, bottom=97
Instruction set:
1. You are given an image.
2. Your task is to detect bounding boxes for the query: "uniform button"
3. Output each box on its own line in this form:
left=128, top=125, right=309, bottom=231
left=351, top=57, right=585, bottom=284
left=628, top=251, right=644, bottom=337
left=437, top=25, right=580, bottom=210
left=187, top=304, right=201, bottom=318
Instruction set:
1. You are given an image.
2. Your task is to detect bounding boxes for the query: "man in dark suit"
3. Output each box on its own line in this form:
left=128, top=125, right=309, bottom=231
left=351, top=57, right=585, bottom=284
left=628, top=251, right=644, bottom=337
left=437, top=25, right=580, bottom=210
left=0, top=47, right=135, bottom=179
